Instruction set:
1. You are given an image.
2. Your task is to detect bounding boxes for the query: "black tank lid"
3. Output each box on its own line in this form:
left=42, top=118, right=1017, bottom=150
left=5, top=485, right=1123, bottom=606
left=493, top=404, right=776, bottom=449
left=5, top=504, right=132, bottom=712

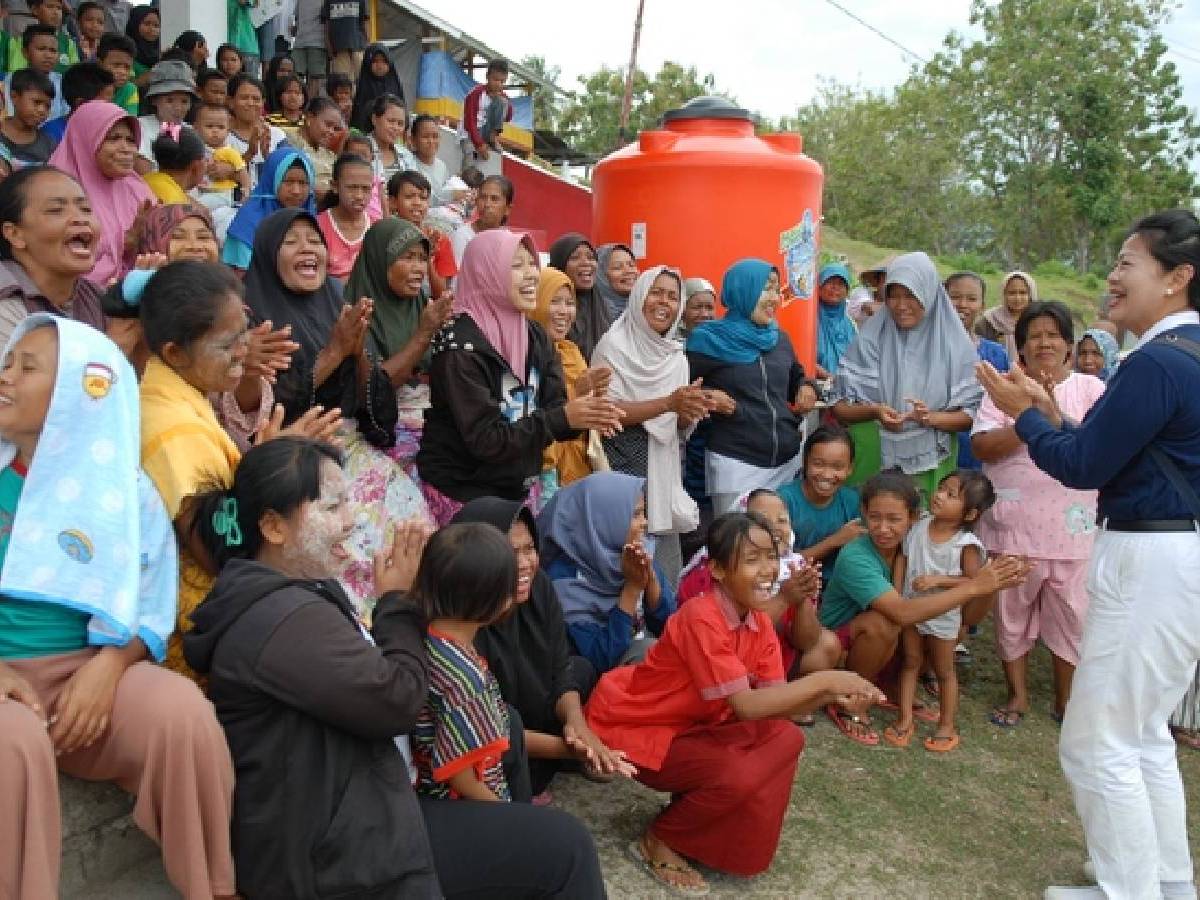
left=662, top=95, right=751, bottom=123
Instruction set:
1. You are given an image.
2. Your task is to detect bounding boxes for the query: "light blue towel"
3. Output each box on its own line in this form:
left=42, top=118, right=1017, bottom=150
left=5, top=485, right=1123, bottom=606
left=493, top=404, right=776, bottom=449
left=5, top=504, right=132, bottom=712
left=0, top=315, right=178, bottom=661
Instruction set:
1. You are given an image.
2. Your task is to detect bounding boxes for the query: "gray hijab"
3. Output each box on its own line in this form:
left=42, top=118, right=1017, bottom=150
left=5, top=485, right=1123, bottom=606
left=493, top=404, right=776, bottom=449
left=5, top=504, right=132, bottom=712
left=594, top=243, right=635, bottom=316
left=833, top=251, right=982, bottom=474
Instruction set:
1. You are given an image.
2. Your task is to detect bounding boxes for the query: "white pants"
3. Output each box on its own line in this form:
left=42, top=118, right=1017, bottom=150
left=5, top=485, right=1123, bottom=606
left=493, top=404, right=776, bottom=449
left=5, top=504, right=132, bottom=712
left=1060, top=530, right=1200, bottom=899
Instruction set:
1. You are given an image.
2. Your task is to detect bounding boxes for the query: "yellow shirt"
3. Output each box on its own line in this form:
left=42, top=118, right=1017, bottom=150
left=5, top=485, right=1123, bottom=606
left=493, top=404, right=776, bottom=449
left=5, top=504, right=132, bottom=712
left=143, top=171, right=190, bottom=204
left=209, top=145, right=246, bottom=192
left=139, top=356, right=242, bottom=680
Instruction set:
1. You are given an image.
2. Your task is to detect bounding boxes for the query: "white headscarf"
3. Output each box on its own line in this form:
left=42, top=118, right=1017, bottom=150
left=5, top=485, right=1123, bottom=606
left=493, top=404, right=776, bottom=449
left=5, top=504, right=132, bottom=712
left=833, top=251, right=983, bottom=474
left=591, top=266, right=698, bottom=535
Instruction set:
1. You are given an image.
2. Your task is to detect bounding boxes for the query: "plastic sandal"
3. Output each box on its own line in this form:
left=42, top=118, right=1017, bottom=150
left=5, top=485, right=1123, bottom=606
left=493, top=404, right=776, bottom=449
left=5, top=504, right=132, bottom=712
left=626, top=839, right=711, bottom=896
left=826, top=703, right=880, bottom=746
left=882, top=723, right=914, bottom=748
left=924, top=733, right=960, bottom=753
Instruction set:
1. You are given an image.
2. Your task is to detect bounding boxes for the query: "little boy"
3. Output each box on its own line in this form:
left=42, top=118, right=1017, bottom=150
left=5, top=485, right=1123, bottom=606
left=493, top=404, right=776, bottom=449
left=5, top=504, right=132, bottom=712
left=388, top=169, right=457, bottom=297
left=458, top=58, right=511, bottom=175
left=74, top=2, right=106, bottom=61
left=4, top=0, right=79, bottom=74
left=40, top=60, right=113, bottom=142
left=0, top=68, right=55, bottom=164
left=97, top=32, right=137, bottom=115
left=193, top=103, right=249, bottom=202
left=6, top=26, right=67, bottom=119
left=195, top=68, right=227, bottom=109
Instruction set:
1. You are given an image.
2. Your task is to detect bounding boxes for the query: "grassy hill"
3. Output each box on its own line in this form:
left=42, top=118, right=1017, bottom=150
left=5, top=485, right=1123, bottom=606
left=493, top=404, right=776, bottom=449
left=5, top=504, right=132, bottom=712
left=821, top=227, right=1109, bottom=324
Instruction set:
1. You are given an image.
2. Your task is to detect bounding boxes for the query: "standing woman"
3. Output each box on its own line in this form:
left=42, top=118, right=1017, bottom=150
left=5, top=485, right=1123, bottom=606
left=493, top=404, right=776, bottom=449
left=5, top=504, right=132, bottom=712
left=688, top=258, right=805, bottom=516
left=976, top=210, right=1200, bottom=900
left=832, top=252, right=982, bottom=500
left=594, top=242, right=638, bottom=317
left=350, top=44, right=405, bottom=133
left=816, top=261, right=857, bottom=378
left=946, top=271, right=1010, bottom=470
left=49, top=101, right=156, bottom=288
left=550, top=233, right=614, bottom=361
left=416, top=229, right=622, bottom=522
left=977, top=270, right=1037, bottom=361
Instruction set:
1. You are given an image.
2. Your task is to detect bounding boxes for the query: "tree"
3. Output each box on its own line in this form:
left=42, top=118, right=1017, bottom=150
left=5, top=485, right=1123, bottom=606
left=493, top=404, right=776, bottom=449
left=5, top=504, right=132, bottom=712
left=519, top=54, right=564, bottom=132
left=558, top=61, right=719, bottom=156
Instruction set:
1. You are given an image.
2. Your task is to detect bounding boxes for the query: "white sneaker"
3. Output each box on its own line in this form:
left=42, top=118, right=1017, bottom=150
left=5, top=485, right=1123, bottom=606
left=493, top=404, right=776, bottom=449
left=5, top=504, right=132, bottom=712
left=1044, top=887, right=1104, bottom=899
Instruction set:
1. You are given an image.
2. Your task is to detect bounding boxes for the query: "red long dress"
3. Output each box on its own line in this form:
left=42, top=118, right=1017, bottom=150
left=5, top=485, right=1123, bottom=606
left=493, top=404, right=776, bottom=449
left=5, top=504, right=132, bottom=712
left=585, top=590, right=805, bottom=876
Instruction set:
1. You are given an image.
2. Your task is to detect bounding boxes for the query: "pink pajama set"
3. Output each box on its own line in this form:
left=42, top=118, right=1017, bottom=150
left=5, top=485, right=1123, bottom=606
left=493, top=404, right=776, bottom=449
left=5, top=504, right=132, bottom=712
left=973, top=372, right=1106, bottom=664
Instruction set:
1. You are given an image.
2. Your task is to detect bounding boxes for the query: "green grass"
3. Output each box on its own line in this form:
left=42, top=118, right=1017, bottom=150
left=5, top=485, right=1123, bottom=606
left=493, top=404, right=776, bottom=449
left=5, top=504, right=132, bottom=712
left=555, top=620, right=1200, bottom=898
left=821, top=228, right=1107, bottom=324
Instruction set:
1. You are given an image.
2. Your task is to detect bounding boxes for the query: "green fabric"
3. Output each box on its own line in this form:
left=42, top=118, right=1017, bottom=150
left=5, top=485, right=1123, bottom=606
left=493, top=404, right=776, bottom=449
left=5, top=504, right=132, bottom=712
left=0, top=465, right=89, bottom=659
left=4, top=30, right=78, bottom=74
left=344, top=218, right=431, bottom=363
left=844, top=420, right=957, bottom=507
left=228, top=0, right=260, bottom=55
left=114, top=81, right=139, bottom=115
left=818, top=534, right=894, bottom=630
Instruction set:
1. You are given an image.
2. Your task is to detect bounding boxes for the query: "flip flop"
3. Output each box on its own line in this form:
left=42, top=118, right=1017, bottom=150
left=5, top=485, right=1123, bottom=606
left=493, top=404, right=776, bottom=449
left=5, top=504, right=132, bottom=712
left=989, top=706, right=1025, bottom=728
left=626, top=839, right=710, bottom=896
left=826, top=703, right=880, bottom=746
left=882, top=723, right=914, bottom=748
left=924, top=733, right=960, bottom=753
left=878, top=700, right=940, bottom=724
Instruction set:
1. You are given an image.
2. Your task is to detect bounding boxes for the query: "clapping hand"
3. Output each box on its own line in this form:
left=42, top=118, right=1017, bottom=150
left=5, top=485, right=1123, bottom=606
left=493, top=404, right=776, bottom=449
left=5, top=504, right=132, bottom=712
left=374, top=519, right=434, bottom=595
left=244, top=320, right=299, bottom=383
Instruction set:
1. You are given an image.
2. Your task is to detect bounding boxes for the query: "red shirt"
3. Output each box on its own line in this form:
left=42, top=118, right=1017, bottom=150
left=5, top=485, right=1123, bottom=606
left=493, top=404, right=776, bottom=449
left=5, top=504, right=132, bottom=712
left=585, top=590, right=786, bottom=770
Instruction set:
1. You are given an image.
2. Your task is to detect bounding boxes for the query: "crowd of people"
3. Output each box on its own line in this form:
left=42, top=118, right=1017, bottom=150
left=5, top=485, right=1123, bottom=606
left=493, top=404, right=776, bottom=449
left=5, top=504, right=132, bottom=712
left=0, top=7, right=1197, bottom=900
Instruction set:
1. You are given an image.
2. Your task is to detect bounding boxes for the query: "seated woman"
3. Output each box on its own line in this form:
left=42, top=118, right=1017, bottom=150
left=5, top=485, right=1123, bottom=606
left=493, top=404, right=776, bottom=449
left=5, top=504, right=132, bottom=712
left=222, top=146, right=317, bottom=271
left=243, top=209, right=429, bottom=606
left=549, top=232, right=613, bottom=360
left=539, top=471, right=677, bottom=673
left=416, top=229, right=621, bottom=523
left=182, top=438, right=607, bottom=899
left=593, top=266, right=711, bottom=581
left=1075, top=326, right=1120, bottom=382
left=453, top=497, right=632, bottom=797
left=0, top=314, right=235, bottom=899
left=832, top=252, right=982, bottom=500
left=594, top=242, right=638, bottom=316
left=586, top=512, right=884, bottom=894
left=48, top=100, right=156, bottom=287
left=0, top=167, right=105, bottom=350
left=687, top=258, right=806, bottom=516
left=288, top=97, right=343, bottom=203
left=529, top=267, right=612, bottom=489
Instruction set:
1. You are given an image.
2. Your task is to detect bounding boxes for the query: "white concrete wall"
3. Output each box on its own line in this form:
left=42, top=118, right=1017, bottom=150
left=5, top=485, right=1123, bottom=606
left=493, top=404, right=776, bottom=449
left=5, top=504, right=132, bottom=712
left=157, top=0, right=224, bottom=69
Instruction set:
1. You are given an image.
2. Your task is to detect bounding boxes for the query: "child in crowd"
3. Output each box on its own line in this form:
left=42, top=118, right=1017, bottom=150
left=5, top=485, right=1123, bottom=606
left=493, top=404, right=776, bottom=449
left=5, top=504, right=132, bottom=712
left=195, top=67, right=228, bottom=108
left=885, top=470, right=994, bottom=753
left=226, top=1, right=258, bottom=78
left=0, top=314, right=236, bottom=900
left=215, top=43, right=243, bottom=79
left=342, top=130, right=386, bottom=219
left=0, top=69, right=56, bottom=164
left=97, top=32, right=138, bottom=115
left=194, top=102, right=249, bottom=202
left=412, top=523, right=518, bottom=802
left=587, top=512, right=884, bottom=893
left=388, top=169, right=456, bottom=297
left=778, top=425, right=862, bottom=573
left=74, top=1, right=105, bottom=60
left=459, top=58, right=511, bottom=173
left=326, top=71, right=354, bottom=125
left=266, top=72, right=304, bottom=129
left=40, top=61, right=114, bottom=143
left=6, top=0, right=78, bottom=74
left=426, top=167, right=481, bottom=232
left=7, top=25, right=67, bottom=119
left=136, top=59, right=196, bottom=174
left=316, top=152, right=373, bottom=279
left=409, top=113, right=451, bottom=204
left=222, top=147, right=316, bottom=269
left=818, top=471, right=1024, bottom=745
left=145, top=123, right=206, bottom=202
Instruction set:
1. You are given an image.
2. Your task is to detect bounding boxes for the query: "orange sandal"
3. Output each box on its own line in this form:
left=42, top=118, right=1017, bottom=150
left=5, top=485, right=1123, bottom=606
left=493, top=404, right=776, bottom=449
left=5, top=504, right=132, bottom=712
left=882, top=723, right=914, bottom=748
left=924, top=733, right=960, bottom=753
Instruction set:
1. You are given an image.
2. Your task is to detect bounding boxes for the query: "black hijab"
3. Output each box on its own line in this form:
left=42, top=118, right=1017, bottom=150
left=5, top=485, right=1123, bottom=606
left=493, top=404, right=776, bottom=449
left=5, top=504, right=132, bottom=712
left=350, top=44, right=405, bottom=133
left=550, top=233, right=612, bottom=362
left=126, top=6, right=161, bottom=68
left=243, top=208, right=398, bottom=445
left=454, top=498, right=589, bottom=737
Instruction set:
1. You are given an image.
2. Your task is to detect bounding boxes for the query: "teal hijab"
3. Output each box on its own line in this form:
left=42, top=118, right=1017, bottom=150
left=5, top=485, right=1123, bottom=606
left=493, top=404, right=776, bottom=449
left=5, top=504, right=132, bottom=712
left=817, top=262, right=856, bottom=374
left=686, top=258, right=780, bottom=365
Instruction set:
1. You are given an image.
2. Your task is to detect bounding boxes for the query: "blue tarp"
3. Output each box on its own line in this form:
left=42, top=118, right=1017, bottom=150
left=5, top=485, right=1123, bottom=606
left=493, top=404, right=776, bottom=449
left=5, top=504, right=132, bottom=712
left=417, top=50, right=533, bottom=130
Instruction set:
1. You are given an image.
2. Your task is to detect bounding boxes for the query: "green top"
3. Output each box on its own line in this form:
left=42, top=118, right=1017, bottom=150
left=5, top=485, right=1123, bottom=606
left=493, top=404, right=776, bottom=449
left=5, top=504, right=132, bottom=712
left=2, top=29, right=79, bottom=74
left=228, top=0, right=260, bottom=56
left=818, top=534, right=895, bottom=630
left=0, top=463, right=90, bottom=659
left=114, top=80, right=140, bottom=115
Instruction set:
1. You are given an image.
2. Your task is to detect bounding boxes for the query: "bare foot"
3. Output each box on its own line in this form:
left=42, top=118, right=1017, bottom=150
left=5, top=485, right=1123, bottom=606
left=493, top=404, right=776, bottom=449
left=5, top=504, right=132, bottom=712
left=638, top=831, right=707, bottom=893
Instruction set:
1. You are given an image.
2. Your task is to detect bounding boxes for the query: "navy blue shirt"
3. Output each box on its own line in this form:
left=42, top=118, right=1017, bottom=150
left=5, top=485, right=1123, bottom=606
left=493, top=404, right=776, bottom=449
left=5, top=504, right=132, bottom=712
left=1015, top=323, right=1200, bottom=521
left=959, top=338, right=1010, bottom=469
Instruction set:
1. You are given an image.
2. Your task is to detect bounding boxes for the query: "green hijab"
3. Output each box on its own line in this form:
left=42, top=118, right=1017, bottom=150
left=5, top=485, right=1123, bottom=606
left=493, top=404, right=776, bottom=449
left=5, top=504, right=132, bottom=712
left=344, top=218, right=432, bottom=364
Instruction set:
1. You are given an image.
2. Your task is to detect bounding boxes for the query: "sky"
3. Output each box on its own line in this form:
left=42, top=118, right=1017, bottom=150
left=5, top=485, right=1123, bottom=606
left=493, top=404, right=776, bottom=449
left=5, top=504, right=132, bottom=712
left=430, top=0, right=1200, bottom=125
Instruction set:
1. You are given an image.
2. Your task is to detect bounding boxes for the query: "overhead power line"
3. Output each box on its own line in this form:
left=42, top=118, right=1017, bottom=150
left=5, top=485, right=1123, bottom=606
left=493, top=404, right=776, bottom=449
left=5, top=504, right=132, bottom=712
left=821, top=0, right=929, bottom=65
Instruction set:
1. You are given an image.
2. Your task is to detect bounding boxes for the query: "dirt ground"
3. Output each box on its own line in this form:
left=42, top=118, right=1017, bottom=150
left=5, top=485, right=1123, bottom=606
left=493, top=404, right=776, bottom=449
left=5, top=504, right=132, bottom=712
left=554, top=622, right=1200, bottom=899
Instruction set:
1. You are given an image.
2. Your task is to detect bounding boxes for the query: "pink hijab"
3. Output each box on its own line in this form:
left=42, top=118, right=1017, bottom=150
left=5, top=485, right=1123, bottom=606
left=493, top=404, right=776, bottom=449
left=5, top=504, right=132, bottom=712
left=454, top=228, right=539, bottom=381
left=49, top=101, right=155, bottom=286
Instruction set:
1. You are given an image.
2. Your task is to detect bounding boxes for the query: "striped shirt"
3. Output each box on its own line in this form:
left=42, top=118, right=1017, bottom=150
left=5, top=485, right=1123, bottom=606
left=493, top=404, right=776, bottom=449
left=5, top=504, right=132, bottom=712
left=414, top=629, right=511, bottom=801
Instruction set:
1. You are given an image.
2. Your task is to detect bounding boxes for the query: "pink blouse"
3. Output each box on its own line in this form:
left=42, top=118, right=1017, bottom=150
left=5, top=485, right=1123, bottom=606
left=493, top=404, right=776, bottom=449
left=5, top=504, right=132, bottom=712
left=972, top=372, right=1106, bottom=560
left=317, top=209, right=367, bottom=279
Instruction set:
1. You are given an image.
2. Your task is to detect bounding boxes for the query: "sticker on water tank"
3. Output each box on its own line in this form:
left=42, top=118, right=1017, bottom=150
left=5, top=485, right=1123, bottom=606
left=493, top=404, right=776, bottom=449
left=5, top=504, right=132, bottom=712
left=780, top=210, right=817, bottom=301
left=631, top=222, right=647, bottom=259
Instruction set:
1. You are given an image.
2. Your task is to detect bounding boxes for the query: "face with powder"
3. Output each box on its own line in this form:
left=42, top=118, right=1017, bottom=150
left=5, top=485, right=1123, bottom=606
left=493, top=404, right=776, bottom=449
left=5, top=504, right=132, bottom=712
left=276, top=458, right=355, bottom=579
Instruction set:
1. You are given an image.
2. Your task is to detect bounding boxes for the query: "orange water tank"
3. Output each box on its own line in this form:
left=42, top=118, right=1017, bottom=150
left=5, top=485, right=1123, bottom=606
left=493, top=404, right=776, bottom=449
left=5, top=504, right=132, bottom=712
left=592, top=96, right=824, bottom=374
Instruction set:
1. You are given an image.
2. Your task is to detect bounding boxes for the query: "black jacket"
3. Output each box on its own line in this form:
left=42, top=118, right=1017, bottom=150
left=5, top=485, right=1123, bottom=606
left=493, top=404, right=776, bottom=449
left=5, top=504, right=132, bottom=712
left=688, top=334, right=806, bottom=469
left=183, top=560, right=440, bottom=900
left=417, top=314, right=576, bottom=503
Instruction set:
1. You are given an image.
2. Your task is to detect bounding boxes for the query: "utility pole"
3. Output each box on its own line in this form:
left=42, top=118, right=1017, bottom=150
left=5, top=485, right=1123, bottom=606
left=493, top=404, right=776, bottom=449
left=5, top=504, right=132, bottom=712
left=618, top=0, right=645, bottom=145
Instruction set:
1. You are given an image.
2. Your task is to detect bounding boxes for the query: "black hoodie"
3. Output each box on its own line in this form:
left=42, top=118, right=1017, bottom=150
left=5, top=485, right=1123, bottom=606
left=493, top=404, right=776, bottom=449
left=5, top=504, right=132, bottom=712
left=183, top=559, right=440, bottom=899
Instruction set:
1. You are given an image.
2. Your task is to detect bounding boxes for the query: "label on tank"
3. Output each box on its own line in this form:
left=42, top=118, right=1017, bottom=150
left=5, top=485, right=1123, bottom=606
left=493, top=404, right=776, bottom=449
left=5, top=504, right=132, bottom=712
left=780, top=210, right=817, bottom=301
left=631, top=222, right=647, bottom=259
